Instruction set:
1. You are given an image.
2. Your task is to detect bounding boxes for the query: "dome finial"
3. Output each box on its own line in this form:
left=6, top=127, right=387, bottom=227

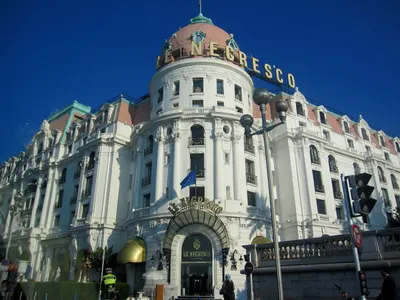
left=199, top=0, right=202, bottom=15
left=189, top=0, right=213, bottom=24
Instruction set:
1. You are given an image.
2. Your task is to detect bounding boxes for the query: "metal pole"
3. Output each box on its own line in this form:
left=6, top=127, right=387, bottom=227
left=260, top=105, right=284, bottom=300
left=341, top=174, right=366, bottom=300
left=249, top=252, right=254, bottom=300
left=98, top=225, right=106, bottom=300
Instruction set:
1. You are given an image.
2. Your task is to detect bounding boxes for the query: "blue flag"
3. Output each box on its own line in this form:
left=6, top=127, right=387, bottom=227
left=180, top=170, right=196, bottom=189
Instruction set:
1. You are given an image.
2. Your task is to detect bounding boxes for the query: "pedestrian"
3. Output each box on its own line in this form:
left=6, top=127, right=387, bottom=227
left=219, top=274, right=235, bottom=300
left=375, top=266, right=398, bottom=300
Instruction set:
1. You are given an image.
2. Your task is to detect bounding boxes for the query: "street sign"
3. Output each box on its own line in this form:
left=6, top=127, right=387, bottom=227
left=244, top=262, right=254, bottom=275
left=351, top=224, right=362, bottom=248
left=1, top=259, right=9, bottom=266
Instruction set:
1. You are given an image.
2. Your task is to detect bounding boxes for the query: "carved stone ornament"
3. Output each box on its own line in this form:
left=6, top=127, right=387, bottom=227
left=190, top=118, right=205, bottom=126
left=163, top=75, right=170, bottom=89
left=227, top=78, right=233, bottom=86
left=189, top=148, right=205, bottom=154
left=183, top=75, right=189, bottom=83
left=214, top=132, right=224, bottom=141
left=231, top=134, right=242, bottom=143
left=206, top=73, right=212, bottom=82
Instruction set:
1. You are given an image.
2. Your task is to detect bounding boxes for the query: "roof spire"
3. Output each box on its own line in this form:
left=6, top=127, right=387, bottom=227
left=190, top=0, right=213, bottom=25
left=199, top=0, right=202, bottom=15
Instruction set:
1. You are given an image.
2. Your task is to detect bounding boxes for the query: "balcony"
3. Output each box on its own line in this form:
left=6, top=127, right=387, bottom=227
left=334, top=191, right=343, bottom=199
left=196, top=169, right=205, bottom=178
left=144, top=146, right=153, bottom=156
left=244, top=143, right=255, bottom=154
left=81, top=190, right=91, bottom=199
left=246, top=173, right=258, bottom=185
left=311, top=157, right=321, bottom=165
left=315, top=185, right=325, bottom=193
left=188, top=137, right=205, bottom=146
left=142, top=176, right=151, bottom=187
left=329, top=165, right=339, bottom=173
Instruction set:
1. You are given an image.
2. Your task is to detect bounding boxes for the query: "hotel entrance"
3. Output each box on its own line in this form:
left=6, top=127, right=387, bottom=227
left=181, top=234, right=212, bottom=296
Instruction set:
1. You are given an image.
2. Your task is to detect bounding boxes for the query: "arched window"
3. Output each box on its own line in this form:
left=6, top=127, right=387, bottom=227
left=390, top=174, right=398, bottom=189
left=60, top=168, right=67, bottom=184
left=377, top=166, right=386, bottom=183
left=353, top=163, right=361, bottom=175
left=88, top=152, right=96, bottom=170
left=310, top=145, right=320, bottom=164
left=190, top=125, right=205, bottom=146
left=144, top=135, right=154, bottom=156
left=328, top=155, right=338, bottom=173
left=38, top=142, right=43, bottom=154
left=244, top=135, right=254, bottom=153
left=75, top=161, right=82, bottom=179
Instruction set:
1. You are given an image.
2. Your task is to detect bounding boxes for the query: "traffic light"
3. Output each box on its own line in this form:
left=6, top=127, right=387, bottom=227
left=345, top=173, right=377, bottom=219
left=358, top=271, right=369, bottom=296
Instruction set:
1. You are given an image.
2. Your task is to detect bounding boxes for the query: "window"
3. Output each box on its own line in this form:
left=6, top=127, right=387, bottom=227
left=377, top=166, right=386, bottom=183
left=336, top=207, right=344, bottom=220
left=217, top=101, right=224, bottom=107
left=226, top=186, right=231, bottom=199
left=343, top=121, right=350, bottom=133
left=361, top=128, right=369, bottom=140
left=316, top=199, right=326, bottom=214
left=365, top=146, right=371, bottom=152
left=165, top=187, right=169, bottom=199
left=313, top=170, right=324, bottom=193
left=83, top=176, right=93, bottom=198
left=190, top=186, right=205, bottom=199
left=173, top=103, right=179, bottom=108
left=247, top=191, right=256, bottom=206
left=328, top=155, right=338, bottom=173
left=224, top=153, right=230, bottom=164
left=384, top=152, right=390, bottom=161
left=192, top=100, right=203, bottom=107
left=296, top=102, right=305, bottom=116
left=217, top=79, right=224, bottom=95
left=193, top=78, right=204, bottom=93
left=144, top=136, right=153, bottom=156
left=319, top=111, right=327, bottom=124
left=245, top=160, right=257, bottom=184
left=88, top=151, right=96, bottom=170
left=380, top=136, right=386, bottom=147
left=157, top=87, right=163, bottom=103
left=69, top=211, right=75, bottom=225
left=190, top=154, right=205, bottom=178
left=60, top=168, right=67, bottom=184
left=38, top=143, right=43, bottom=153
left=165, top=154, right=170, bottom=165
left=68, top=145, right=72, bottom=154
left=353, top=163, right=361, bottom=175
left=142, top=162, right=152, bottom=186
left=129, top=174, right=133, bottom=189
left=143, top=193, right=151, bottom=207
left=71, top=185, right=78, bottom=204
left=395, top=142, right=400, bottom=153
left=236, top=106, right=243, bottom=113
left=81, top=204, right=89, bottom=218
left=234, top=85, right=242, bottom=101
left=54, top=215, right=60, bottom=227
left=310, top=145, right=320, bottom=164
left=323, top=130, right=330, bottom=140
left=244, top=136, right=255, bottom=153
left=347, top=139, right=354, bottom=148
left=56, top=190, right=64, bottom=208
left=391, top=174, right=399, bottom=189
left=190, top=125, right=205, bottom=146
left=332, top=179, right=342, bottom=199
left=382, top=188, right=390, bottom=207
left=173, top=81, right=180, bottom=96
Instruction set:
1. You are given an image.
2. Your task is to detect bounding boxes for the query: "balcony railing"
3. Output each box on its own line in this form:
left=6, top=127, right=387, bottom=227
left=142, top=176, right=151, bottom=187
left=244, top=143, right=255, bottom=154
left=311, top=157, right=321, bottom=165
left=188, top=137, right=205, bottom=146
left=315, top=185, right=325, bottom=193
left=144, top=146, right=153, bottom=156
left=81, top=190, right=91, bottom=199
left=329, top=165, right=338, bottom=173
left=196, top=169, right=205, bottom=178
left=246, top=173, right=258, bottom=184
left=393, top=182, right=399, bottom=190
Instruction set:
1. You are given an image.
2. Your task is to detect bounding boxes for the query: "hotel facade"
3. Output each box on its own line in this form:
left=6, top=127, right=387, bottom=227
left=1, top=12, right=399, bottom=298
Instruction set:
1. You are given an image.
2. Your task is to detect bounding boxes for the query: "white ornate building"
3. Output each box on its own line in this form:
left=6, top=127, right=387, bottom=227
left=1, top=11, right=399, bottom=298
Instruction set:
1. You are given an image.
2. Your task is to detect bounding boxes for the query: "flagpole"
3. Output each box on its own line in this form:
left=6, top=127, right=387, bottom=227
left=195, top=165, right=197, bottom=200
left=199, top=0, right=202, bottom=15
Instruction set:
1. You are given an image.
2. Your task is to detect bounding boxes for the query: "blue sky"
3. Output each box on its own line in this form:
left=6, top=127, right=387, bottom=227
left=0, top=0, right=399, bottom=162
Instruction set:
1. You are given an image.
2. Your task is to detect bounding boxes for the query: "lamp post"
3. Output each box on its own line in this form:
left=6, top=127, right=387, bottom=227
left=240, top=88, right=288, bottom=300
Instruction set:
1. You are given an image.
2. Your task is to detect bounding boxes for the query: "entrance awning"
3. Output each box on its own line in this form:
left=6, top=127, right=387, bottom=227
left=251, top=236, right=271, bottom=245
left=117, top=237, right=146, bottom=264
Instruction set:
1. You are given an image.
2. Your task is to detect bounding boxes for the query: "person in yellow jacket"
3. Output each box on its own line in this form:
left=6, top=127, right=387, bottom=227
left=102, top=268, right=117, bottom=299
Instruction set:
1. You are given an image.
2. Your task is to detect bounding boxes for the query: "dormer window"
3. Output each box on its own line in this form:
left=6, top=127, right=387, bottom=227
left=395, top=141, right=400, bottom=153
left=343, top=121, right=350, bottom=133
left=103, top=109, right=109, bottom=123
left=319, top=111, right=327, bottom=125
left=361, top=128, right=369, bottom=141
left=379, top=135, right=386, bottom=147
left=296, top=102, right=305, bottom=116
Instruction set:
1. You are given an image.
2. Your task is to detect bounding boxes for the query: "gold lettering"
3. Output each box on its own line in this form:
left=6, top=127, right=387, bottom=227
left=190, top=196, right=197, bottom=202
left=239, top=51, right=248, bottom=67
left=276, top=68, right=284, bottom=83
left=264, top=64, right=273, bottom=79
left=252, top=57, right=260, bottom=74
left=209, top=42, right=219, bottom=57
left=225, top=46, right=235, bottom=62
left=191, top=41, right=203, bottom=56
left=288, top=73, right=296, bottom=88
left=164, top=50, right=171, bottom=64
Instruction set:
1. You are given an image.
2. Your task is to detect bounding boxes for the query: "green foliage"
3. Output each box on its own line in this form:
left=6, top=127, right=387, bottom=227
left=12, top=281, right=130, bottom=300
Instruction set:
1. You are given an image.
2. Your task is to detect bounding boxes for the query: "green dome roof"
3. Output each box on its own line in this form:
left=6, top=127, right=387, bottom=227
left=189, top=13, right=214, bottom=25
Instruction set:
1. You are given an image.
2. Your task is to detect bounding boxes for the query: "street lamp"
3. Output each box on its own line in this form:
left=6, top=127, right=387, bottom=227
left=240, top=88, right=288, bottom=300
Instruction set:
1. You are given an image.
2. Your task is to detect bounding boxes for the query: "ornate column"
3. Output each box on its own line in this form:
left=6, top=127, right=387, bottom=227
left=29, top=177, right=43, bottom=228
left=154, top=134, right=164, bottom=203
left=214, top=132, right=224, bottom=201
left=41, top=167, right=56, bottom=228
left=132, top=145, right=143, bottom=209
left=232, top=125, right=246, bottom=201
left=172, top=133, right=181, bottom=199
